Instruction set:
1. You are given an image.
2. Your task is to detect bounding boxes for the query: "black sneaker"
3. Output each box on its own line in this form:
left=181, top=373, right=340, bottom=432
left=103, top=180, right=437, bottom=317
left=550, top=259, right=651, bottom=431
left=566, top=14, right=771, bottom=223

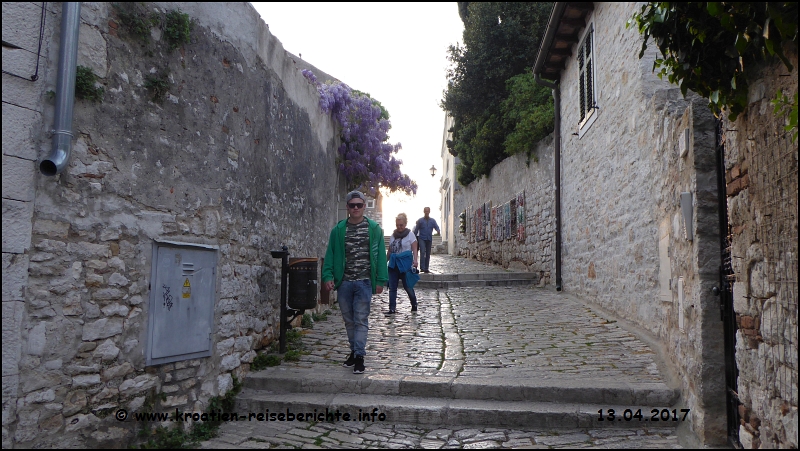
left=353, top=356, right=365, bottom=374
left=384, top=310, right=396, bottom=315
left=343, top=352, right=355, bottom=368
left=411, top=305, right=417, bottom=312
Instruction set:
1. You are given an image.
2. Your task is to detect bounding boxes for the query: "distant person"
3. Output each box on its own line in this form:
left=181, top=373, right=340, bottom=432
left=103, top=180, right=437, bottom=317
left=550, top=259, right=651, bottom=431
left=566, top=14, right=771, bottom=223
left=412, top=207, right=440, bottom=273
left=386, top=213, right=419, bottom=315
left=322, top=190, right=387, bottom=374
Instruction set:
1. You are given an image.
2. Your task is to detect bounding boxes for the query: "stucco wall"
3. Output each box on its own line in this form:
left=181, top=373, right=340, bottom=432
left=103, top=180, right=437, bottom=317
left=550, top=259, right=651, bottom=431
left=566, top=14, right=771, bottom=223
left=724, top=53, right=798, bottom=449
left=3, top=2, right=341, bottom=447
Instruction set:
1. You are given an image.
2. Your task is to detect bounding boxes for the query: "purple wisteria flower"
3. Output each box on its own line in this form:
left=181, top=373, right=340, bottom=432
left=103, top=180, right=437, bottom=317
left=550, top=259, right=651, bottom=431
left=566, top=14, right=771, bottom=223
left=302, top=70, right=417, bottom=196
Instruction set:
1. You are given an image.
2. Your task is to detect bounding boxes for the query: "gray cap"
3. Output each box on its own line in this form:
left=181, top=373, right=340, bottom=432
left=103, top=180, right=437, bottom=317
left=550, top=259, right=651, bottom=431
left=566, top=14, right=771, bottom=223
left=345, top=190, right=366, bottom=203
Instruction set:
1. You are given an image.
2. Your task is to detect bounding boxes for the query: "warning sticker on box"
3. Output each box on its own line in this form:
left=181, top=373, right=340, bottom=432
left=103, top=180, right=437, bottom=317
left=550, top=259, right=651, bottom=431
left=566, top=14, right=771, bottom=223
left=182, top=278, right=191, bottom=299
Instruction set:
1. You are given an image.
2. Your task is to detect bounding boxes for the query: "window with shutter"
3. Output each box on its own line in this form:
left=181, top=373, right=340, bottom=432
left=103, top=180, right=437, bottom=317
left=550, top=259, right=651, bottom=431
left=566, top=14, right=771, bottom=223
left=577, top=25, right=597, bottom=129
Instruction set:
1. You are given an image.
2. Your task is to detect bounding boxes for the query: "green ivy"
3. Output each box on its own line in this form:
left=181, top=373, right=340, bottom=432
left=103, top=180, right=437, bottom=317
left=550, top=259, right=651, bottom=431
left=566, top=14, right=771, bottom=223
left=251, top=353, right=281, bottom=370
left=164, top=9, right=193, bottom=50
left=772, top=90, right=799, bottom=141
left=144, top=71, right=170, bottom=103
left=75, top=65, right=104, bottom=102
left=628, top=2, right=798, bottom=120
left=112, top=3, right=159, bottom=44
left=501, top=71, right=554, bottom=162
left=136, top=376, right=242, bottom=448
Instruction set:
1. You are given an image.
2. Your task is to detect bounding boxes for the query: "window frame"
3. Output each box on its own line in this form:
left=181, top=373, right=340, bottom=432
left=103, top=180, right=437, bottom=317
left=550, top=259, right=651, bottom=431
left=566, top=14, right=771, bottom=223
left=577, top=22, right=599, bottom=138
left=366, top=199, right=375, bottom=209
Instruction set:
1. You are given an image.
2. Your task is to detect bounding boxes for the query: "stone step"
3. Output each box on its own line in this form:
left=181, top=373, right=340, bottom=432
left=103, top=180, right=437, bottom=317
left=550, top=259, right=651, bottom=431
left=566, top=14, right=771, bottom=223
left=415, top=278, right=538, bottom=289
left=420, top=272, right=535, bottom=281
left=384, top=235, right=443, bottom=247
left=242, top=368, right=679, bottom=406
left=415, top=272, right=538, bottom=288
left=235, top=390, right=681, bottom=430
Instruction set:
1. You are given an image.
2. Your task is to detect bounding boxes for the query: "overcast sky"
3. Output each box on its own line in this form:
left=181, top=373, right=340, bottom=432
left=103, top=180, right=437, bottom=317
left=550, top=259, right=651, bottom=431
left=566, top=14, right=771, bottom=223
left=250, top=2, right=464, bottom=231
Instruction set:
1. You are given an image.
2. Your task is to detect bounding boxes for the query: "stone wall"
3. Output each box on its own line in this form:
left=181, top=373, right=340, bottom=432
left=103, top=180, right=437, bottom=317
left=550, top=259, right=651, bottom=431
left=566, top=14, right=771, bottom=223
left=2, top=2, right=342, bottom=447
left=2, top=2, right=54, bottom=448
left=723, top=52, right=798, bottom=449
left=556, top=4, right=725, bottom=445
left=455, top=138, right=555, bottom=283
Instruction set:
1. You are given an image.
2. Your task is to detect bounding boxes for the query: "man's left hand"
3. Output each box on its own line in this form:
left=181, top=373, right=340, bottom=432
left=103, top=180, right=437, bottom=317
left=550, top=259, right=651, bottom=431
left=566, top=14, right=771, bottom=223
left=376, top=286, right=384, bottom=294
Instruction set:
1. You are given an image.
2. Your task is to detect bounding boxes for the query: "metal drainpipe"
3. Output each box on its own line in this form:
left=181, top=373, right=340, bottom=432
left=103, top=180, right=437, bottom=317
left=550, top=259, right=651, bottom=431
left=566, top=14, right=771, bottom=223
left=534, top=73, right=562, bottom=291
left=40, top=2, right=81, bottom=176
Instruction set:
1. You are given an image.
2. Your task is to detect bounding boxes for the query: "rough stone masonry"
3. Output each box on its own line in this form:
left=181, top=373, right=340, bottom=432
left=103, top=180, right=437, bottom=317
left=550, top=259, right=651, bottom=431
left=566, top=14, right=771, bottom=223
left=2, top=2, right=343, bottom=447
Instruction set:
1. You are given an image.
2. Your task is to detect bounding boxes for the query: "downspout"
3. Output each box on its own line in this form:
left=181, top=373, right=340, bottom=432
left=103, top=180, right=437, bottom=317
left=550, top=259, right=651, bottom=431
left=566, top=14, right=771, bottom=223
left=40, top=2, right=81, bottom=176
left=534, top=73, right=562, bottom=291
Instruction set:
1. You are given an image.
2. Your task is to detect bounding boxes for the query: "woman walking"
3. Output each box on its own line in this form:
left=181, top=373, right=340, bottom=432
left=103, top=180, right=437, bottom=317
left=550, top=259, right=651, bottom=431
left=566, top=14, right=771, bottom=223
left=386, top=213, right=419, bottom=314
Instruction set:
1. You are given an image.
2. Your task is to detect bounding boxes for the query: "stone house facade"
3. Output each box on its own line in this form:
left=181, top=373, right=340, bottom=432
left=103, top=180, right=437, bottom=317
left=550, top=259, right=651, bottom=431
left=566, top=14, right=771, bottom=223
left=449, top=1, right=730, bottom=446
left=2, top=2, right=345, bottom=447
left=438, top=113, right=458, bottom=255
left=445, top=1, right=797, bottom=447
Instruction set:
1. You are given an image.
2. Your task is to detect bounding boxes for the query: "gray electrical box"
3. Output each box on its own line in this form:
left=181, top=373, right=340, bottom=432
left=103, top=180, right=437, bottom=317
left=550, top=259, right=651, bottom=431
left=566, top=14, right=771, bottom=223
left=146, top=241, right=218, bottom=366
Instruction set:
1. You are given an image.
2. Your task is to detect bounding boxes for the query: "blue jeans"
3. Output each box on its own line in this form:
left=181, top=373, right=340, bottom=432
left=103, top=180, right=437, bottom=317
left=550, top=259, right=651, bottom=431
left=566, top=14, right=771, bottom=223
left=388, top=266, right=417, bottom=311
left=337, top=279, right=372, bottom=357
left=419, top=239, right=432, bottom=271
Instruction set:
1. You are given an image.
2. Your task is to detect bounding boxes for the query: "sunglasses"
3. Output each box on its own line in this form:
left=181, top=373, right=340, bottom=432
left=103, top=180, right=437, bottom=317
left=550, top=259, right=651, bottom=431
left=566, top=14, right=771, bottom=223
left=347, top=203, right=365, bottom=209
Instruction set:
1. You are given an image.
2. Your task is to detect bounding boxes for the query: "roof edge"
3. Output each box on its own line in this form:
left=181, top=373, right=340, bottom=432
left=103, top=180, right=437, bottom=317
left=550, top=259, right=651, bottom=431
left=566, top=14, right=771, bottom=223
left=533, top=3, right=568, bottom=78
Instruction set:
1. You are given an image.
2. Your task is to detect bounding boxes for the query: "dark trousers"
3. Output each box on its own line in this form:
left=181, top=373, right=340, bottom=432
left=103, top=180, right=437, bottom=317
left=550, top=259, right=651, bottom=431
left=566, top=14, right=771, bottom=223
left=388, top=266, right=417, bottom=311
left=419, top=239, right=432, bottom=271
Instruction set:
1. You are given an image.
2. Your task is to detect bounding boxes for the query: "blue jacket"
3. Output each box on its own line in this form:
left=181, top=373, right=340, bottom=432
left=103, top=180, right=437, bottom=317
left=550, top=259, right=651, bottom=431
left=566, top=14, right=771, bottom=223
left=413, top=217, right=440, bottom=241
left=388, top=250, right=419, bottom=290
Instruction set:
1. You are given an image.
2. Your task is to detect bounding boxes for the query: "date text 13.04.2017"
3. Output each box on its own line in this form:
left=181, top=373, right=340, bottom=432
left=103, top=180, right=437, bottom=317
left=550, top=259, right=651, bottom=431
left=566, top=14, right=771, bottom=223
left=597, top=408, right=690, bottom=422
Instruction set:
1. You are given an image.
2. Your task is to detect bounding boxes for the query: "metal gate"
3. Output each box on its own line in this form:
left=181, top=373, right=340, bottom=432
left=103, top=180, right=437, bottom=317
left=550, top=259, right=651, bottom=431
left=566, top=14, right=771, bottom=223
left=714, top=119, right=740, bottom=447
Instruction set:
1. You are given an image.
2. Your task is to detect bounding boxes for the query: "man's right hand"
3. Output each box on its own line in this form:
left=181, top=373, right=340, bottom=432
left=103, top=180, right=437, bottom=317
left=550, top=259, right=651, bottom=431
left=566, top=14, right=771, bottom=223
left=324, top=281, right=335, bottom=291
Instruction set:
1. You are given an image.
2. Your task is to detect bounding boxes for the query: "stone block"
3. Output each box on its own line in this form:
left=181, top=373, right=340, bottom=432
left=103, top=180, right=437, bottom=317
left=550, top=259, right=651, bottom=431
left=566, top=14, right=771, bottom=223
left=82, top=318, right=124, bottom=341
left=1, top=63, right=43, bottom=110
left=92, top=288, right=124, bottom=301
left=2, top=253, right=28, bottom=300
left=102, top=362, right=133, bottom=381
left=65, top=363, right=100, bottom=376
left=2, top=102, right=41, bottom=160
left=100, top=303, right=129, bottom=317
left=107, top=256, right=125, bottom=271
left=24, top=321, right=46, bottom=356
left=24, top=389, right=55, bottom=404
left=220, top=353, right=241, bottom=371
left=118, top=374, right=159, bottom=397
left=162, top=395, right=188, bottom=408
left=174, top=368, right=196, bottom=381
left=2, top=198, right=33, bottom=254
left=108, top=272, right=129, bottom=286
left=2, top=300, right=24, bottom=377
left=234, top=336, right=253, bottom=353
left=35, top=239, right=67, bottom=254
left=66, top=242, right=110, bottom=259
left=76, top=23, right=108, bottom=78
left=92, top=339, right=120, bottom=361
left=216, top=337, right=234, bottom=356
left=63, top=413, right=99, bottom=433
left=72, top=374, right=101, bottom=388
left=2, top=155, right=35, bottom=202
left=217, top=373, right=233, bottom=394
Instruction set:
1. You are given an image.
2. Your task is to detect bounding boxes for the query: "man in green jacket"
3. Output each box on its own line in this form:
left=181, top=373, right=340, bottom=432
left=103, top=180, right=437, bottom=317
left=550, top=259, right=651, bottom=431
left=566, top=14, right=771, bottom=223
left=322, top=191, right=388, bottom=374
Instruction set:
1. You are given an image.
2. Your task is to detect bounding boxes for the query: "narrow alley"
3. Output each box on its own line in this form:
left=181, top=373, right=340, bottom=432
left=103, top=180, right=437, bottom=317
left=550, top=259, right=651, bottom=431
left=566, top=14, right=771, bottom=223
left=200, top=255, right=683, bottom=449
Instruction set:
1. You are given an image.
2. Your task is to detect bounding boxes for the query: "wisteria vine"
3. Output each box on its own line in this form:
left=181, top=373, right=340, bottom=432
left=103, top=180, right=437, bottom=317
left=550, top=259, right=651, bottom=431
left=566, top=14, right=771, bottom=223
left=302, top=70, right=417, bottom=196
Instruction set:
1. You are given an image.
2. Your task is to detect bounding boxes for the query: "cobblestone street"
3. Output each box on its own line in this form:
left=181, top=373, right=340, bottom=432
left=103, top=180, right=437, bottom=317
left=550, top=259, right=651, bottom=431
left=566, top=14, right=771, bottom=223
left=201, top=255, right=683, bottom=449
